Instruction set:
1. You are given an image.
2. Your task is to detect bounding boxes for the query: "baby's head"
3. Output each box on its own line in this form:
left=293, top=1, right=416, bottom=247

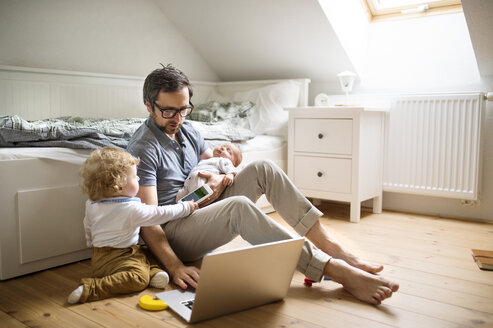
left=213, top=143, right=242, bottom=167
left=80, top=147, right=140, bottom=201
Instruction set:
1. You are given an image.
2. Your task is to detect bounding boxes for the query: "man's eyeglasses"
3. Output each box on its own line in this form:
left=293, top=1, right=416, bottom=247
left=153, top=103, right=193, bottom=119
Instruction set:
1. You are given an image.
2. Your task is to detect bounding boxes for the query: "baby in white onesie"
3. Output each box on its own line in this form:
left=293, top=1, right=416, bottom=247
left=176, top=142, right=242, bottom=202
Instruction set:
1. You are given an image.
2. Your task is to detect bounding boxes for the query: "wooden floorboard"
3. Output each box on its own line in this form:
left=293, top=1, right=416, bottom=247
left=1, top=203, right=492, bottom=327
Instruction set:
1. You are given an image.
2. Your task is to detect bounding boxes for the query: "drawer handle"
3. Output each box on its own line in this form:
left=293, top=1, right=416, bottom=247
left=318, top=133, right=324, bottom=139
left=317, top=171, right=323, bottom=177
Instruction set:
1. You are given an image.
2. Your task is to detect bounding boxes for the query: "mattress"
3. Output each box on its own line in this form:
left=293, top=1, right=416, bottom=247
left=0, top=147, right=92, bottom=164
left=0, top=134, right=286, bottom=168
left=0, top=136, right=286, bottom=280
left=239, top=135, right=287, bottom=171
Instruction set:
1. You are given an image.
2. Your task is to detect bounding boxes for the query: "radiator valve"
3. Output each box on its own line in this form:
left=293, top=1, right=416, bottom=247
left=460, top=199, right=480, bottom=207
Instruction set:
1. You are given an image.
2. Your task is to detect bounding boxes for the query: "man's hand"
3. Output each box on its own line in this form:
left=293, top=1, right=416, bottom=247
left=170, top=264, right=200, bottom=289
left=197, top=171, right=226, bottom=206
left=137, top=187, right=200, bottom=289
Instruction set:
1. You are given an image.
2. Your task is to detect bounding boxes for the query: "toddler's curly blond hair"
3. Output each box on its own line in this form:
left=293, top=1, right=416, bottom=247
left=80, top=147, right=140, bottom=201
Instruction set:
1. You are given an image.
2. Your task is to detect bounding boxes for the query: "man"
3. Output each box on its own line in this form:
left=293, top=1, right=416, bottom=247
left=127, top=64, right=399, bottom=305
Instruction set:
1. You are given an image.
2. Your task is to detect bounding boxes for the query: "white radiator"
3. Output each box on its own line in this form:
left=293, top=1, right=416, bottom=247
left=384, top=93, right=484, bottom=200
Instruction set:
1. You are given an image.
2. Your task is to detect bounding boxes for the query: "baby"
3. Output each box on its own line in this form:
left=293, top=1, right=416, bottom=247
left=176, top=142, right=242, bottom=202
left=68, top=147, right=198, bottom=304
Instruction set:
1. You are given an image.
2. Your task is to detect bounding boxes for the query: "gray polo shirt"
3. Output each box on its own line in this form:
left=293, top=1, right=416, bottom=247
left=127, top=118, right=207, bottom=205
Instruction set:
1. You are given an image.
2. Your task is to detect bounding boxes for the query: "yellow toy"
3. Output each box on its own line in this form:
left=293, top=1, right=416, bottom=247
left=138, top=295, right=168, bottom=311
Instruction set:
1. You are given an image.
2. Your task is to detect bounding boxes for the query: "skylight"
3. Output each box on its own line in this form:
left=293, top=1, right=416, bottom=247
left=361, top=0, right=462, bottom=21
left=318, top=0, right=480, bottom=91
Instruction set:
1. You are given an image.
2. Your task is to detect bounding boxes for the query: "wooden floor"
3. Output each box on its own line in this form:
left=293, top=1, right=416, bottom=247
left=1, top=203, right=493, bottom=328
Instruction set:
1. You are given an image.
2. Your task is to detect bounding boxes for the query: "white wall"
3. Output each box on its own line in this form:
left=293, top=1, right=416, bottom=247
left=363, top=13, right=480, bottom=91
left=0, top=0, right=218, bottom=81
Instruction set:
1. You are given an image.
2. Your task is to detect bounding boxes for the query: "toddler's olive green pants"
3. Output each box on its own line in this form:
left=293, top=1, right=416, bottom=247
left=78, top=245, right=161, bottom=303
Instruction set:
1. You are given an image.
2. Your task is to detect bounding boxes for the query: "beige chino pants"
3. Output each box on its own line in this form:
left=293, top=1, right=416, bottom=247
left=163, top=160, right=330, bottom=281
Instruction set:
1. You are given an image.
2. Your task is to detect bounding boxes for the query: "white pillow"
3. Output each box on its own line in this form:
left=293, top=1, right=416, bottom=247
left=204, top=89, right=229, bottom=103
left=233, top=80, right=301, bottom=137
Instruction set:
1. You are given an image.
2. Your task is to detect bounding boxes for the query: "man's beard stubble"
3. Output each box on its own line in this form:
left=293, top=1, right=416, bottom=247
left=150, top=110, right=182, bottom=135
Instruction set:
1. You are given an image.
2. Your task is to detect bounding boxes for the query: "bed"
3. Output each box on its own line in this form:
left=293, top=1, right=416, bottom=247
left=0, top=65, right=309, bottom=280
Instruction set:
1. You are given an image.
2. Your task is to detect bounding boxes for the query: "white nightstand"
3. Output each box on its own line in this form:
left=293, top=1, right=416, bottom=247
left=286, top=106, right=385, bottom=223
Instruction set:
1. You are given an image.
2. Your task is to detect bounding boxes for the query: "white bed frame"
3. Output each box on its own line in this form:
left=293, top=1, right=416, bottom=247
left=0, top=65, right=309, bottom=280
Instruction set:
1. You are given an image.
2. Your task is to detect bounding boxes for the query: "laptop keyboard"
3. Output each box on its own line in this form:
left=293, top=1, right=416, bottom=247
left=181, top=299, right=194, bottom=310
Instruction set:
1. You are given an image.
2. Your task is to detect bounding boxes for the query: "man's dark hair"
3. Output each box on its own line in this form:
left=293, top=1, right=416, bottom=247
left=143, top=64, right=193, bottom=106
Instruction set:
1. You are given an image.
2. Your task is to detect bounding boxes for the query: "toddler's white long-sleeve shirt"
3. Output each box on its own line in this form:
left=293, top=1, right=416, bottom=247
left=84, top=197, right=190, bottom=248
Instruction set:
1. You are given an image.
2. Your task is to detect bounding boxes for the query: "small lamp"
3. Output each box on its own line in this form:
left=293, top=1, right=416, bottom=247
left=337, top=71, right=356, bottom=105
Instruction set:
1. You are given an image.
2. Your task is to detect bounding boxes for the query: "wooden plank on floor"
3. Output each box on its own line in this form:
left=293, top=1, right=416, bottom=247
left=350, top=243, right=493, bottom=284
left=385, top=274, right=493, bottom=314
left=324, top=217, right=493, bottom=255
left=113, top=289, right=191, bottom=328
left=0, top=279, right=101, bottom=328
left=320, top=219, right=493, bottom=255
left=14, top=269, right=183, bottom=328
left=113, top=281, right=331, bottom=328
left=262, top=295, right=395, bottom=328
left=289, top=273, right=463, bottom=328
left=386, top=289, right=493, bottom=327
left=0, top=311, right=28, bottom=327
left=70, top=299, right=179, bottom=328
left=382, top=264, right=493, bottom=300
left=271, top=212, right=493, bottom=286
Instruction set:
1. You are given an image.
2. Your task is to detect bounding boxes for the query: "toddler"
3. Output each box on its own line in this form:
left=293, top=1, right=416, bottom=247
left=68, top=147, right=197, bottom=304
left=176, top=142, right=242, bottom=202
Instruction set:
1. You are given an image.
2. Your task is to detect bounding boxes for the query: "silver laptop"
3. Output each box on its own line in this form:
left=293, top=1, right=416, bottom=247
left=156, top=238, right=304, bottom=323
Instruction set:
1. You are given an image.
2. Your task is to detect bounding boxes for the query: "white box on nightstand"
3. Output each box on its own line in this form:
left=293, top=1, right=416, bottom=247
left=286, top=106, right=385, bottom=223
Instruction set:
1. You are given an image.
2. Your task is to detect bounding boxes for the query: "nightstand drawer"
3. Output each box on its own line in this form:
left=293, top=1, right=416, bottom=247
left=293, top=156, right=351, bottom=193
left=294, top=118, right=352, bottom=155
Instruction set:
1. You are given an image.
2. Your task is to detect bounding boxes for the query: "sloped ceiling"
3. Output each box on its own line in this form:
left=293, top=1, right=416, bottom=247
left=155, top=0, right=354, bottom=82
left=156, top=0, right=492, bottom=84
left=462, top=0, right=493, bottom=77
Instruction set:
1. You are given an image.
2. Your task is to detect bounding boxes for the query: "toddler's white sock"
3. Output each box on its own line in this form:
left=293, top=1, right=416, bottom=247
left=67, top=285, right=84, bottom=304
left=149, top=271, right=169, bottom=289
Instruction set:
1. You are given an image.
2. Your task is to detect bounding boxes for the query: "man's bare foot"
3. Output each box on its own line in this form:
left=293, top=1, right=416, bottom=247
left=337, top=251, right=384, bottom=274
left=325, top=258, right=399, bottom=305
left=306, top=221, right=384, bottom=274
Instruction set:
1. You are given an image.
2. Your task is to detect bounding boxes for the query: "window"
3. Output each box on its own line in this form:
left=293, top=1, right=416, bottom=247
left=361, top=0, right=462, bottom=22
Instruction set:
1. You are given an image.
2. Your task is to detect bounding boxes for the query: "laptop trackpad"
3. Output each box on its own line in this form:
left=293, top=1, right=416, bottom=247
left=157, top=289, right=195, bottom=322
